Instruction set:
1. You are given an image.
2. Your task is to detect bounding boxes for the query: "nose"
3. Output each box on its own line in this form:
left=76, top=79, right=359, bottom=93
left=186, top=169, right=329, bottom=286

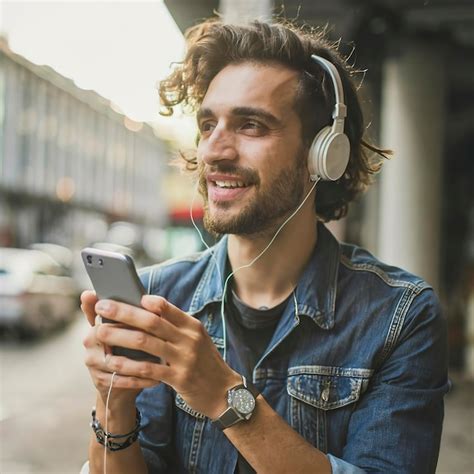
left=198, top=124, right=237, bottom=166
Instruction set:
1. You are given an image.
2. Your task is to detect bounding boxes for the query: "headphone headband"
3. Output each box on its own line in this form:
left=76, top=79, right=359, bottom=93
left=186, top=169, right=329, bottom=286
left=310, top=54, right=347, bottom=120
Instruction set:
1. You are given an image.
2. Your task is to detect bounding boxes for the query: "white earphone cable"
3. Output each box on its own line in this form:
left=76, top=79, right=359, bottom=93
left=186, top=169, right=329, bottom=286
left=219, top=178, right=318, bottom=360
left=103, top=371, right=118, bottom=474
left=190, top=182, right=224, bottom=286
left=190, top=177, right=320, bottom=361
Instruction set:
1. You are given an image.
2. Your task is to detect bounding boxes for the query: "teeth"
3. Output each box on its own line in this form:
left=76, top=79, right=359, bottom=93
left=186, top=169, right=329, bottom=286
left=214, top=180, right=247, bottom=188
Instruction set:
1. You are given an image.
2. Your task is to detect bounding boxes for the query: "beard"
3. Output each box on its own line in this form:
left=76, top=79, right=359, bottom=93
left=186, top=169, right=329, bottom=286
left=198, top=151, right=307, bottom=236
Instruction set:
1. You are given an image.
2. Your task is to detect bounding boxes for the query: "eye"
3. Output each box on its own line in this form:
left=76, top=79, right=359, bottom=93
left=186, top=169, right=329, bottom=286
left=240, top=121, right=266, bottom=136
left=242, top=121, right=259, bottom=129
left=200, top=121, right=216, bottom=134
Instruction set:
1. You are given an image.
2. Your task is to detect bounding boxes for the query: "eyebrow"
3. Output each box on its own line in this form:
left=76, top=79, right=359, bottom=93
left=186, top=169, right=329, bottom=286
left=196, top=106, right=282, bottom=127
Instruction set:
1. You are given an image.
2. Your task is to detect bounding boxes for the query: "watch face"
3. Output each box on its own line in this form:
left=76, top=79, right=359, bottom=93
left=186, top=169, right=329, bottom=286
left=231, top=388, right=256, bottom=415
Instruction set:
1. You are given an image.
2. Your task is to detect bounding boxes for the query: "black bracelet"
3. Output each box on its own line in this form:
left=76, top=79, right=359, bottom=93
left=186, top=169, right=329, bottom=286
left=91, top=408, right=142, bottom=452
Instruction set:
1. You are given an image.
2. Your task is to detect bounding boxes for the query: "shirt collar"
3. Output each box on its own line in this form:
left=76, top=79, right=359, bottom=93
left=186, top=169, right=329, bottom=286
left=189, top=222, right=340, bottom=330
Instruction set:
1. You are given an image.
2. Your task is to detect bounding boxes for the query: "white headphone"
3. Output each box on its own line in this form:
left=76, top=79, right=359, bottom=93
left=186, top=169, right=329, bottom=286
left=307, top=54, right=351, bottom=182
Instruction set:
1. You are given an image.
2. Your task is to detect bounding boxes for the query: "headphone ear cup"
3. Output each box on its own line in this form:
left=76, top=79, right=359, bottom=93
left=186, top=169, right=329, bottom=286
left=320, top=132, right=350, bottom=181
left=308, top=126, right=331, bottom=181
left=308, top=127, right=350, bottom=181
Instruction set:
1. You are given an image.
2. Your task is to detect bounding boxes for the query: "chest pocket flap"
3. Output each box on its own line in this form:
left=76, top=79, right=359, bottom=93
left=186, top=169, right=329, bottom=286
left=287, top=366, right=372, bottom=410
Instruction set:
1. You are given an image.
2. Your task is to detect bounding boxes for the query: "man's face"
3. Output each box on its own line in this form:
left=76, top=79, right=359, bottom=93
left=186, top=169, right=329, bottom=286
left=196, top=62, right=310, bottom=236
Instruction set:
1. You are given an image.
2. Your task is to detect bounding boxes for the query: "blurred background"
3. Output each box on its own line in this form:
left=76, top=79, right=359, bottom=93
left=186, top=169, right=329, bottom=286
left=0, top=0, right=472, bottom=472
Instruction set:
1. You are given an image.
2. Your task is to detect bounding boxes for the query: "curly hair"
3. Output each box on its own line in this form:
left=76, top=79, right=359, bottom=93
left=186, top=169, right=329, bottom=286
left=159, top=18, right=390, bottom=222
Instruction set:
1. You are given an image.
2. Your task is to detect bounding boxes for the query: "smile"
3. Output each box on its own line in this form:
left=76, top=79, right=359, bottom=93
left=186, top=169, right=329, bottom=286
left=207, top=179, right=253, bottom=203
left=213, top=180, right=249, bottom=189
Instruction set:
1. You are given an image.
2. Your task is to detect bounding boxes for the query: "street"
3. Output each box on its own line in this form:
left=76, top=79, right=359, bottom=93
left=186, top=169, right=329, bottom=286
left=0, top=315, right=94, bottom=473
left=0, top=316, right=473, bottom=473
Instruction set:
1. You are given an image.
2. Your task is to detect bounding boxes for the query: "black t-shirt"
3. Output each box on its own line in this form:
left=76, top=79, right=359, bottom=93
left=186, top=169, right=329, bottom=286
left=226, top=288, right=290, bottom=474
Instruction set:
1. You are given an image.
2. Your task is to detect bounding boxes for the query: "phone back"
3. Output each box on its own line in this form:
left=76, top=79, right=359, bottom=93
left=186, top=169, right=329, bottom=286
left=81, top=247, right=160, bottom=363
left=81, top=248, right=145, bottom=305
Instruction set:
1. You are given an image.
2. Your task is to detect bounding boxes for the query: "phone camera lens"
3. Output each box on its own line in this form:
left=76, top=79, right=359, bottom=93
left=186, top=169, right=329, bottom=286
left=98, top=258, right=104, bottom=267
left=86, top=255, right=92, bottom=265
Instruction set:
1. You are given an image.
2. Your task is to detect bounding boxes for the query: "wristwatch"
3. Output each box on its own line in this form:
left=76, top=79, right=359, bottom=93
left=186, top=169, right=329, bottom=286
left=212, top=375, right=260, bottom=431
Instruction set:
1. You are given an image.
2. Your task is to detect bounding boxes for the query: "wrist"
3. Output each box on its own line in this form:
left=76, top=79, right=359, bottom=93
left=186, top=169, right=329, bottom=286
left=91, top=407, right=142, bottom=452
left=95, top=394, right=137, bottom=434
left=207, top=372, right=243, bottom=420
left=97, top=388, right=139, bottom=409
left=212, top=374, right=260, bottom=431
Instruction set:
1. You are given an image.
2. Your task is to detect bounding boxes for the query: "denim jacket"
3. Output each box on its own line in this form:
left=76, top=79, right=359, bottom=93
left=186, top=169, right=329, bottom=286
left=136, top=223, right=449, bottom=473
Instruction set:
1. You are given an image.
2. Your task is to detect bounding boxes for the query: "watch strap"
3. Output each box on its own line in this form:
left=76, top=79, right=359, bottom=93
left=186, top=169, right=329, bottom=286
left=241, top=375, right=259, bottom=398
left=212, top=406, right=242, bottom=430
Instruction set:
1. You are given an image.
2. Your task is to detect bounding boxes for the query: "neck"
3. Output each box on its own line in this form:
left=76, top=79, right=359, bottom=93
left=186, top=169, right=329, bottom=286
left=227, top=201, right=318, bottom=309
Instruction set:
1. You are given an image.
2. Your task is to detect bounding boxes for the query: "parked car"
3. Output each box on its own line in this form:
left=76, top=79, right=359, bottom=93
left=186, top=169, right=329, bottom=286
left=0, top=247, right=79, bottom=337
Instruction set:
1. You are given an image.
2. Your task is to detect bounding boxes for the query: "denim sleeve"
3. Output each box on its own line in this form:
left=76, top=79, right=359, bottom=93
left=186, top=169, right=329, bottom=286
left=338, top=288, right=449, bottom=473
left=328, top=453, right=367, bottom=473
left=136, top=268, right=174, bottom=470
left=136, top=378, right=175, bottom=471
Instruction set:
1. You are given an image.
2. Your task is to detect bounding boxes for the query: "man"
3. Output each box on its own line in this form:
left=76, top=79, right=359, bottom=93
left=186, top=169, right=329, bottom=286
left=81, top=19, right=449, bottom=473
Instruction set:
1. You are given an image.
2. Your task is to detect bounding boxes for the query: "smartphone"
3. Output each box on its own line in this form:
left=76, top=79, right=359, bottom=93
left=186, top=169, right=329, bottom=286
left=81, top=247, right=161, bottom=363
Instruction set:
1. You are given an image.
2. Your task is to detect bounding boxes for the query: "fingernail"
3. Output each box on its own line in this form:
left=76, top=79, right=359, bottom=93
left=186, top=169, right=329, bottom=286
left=96, top=301, right=111, bottom=313
left=94, top=315, right=102, bottom=326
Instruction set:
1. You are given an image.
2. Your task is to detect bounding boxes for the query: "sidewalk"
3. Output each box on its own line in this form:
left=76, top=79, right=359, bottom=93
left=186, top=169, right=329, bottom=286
left=437, top=372, right=474, bottom=473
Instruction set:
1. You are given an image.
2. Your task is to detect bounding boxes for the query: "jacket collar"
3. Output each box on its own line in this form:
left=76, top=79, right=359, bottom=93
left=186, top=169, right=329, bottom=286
left=293, top=223, right=340, bottom=329
left=189, top=222, right=340, bottom=330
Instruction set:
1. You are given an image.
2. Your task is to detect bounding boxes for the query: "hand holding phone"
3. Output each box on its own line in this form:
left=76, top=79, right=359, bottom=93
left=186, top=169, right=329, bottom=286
left=81, top=247, right=161, bottom=363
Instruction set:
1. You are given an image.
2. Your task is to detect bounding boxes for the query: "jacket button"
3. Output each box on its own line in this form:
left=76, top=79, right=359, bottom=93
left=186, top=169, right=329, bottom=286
left=321, top=383, right=331, bottom=402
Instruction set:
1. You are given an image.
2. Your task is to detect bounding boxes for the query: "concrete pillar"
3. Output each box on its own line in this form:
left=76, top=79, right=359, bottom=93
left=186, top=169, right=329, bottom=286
left=467, top=278, right=474, bottom=379
left=220, top=0, right=273, bottom=24
left=378, top=41, right=445, bottom=291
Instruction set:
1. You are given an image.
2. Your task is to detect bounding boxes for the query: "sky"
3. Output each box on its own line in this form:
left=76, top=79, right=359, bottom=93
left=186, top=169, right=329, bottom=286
left=0, top=0, right=196, bottom=144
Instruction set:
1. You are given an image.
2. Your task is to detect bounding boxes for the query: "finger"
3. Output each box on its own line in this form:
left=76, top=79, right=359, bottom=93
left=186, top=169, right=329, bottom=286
left=96, top=324, right=177, bottom=362
left=83, top=324, right=112, bottom=369
left=110, top=375, right=159, bottom=390
left=141, top=295, right=194, bottom=329
left=81, top=290, right=98, bottom=326
left=92, top=368, right=160, bottom=391
left=83, top=323, right=103, bottom=351
left=104, top=355, right=172, bottom=383
left=95, top=299, right=180, bottom=343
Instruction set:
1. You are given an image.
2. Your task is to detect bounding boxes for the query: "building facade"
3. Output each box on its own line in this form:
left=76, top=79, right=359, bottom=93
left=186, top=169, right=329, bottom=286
left=0, top=37, right=168, bottom=252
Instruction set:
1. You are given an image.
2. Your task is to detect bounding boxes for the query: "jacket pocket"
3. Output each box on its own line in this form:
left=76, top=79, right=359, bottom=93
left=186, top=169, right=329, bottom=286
left=286, top=365, right=372, bottom=452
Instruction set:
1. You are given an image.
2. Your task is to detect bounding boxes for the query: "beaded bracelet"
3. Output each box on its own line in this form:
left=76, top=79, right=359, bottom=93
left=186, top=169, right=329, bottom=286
left=91, top=408, right=142, bottom=452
